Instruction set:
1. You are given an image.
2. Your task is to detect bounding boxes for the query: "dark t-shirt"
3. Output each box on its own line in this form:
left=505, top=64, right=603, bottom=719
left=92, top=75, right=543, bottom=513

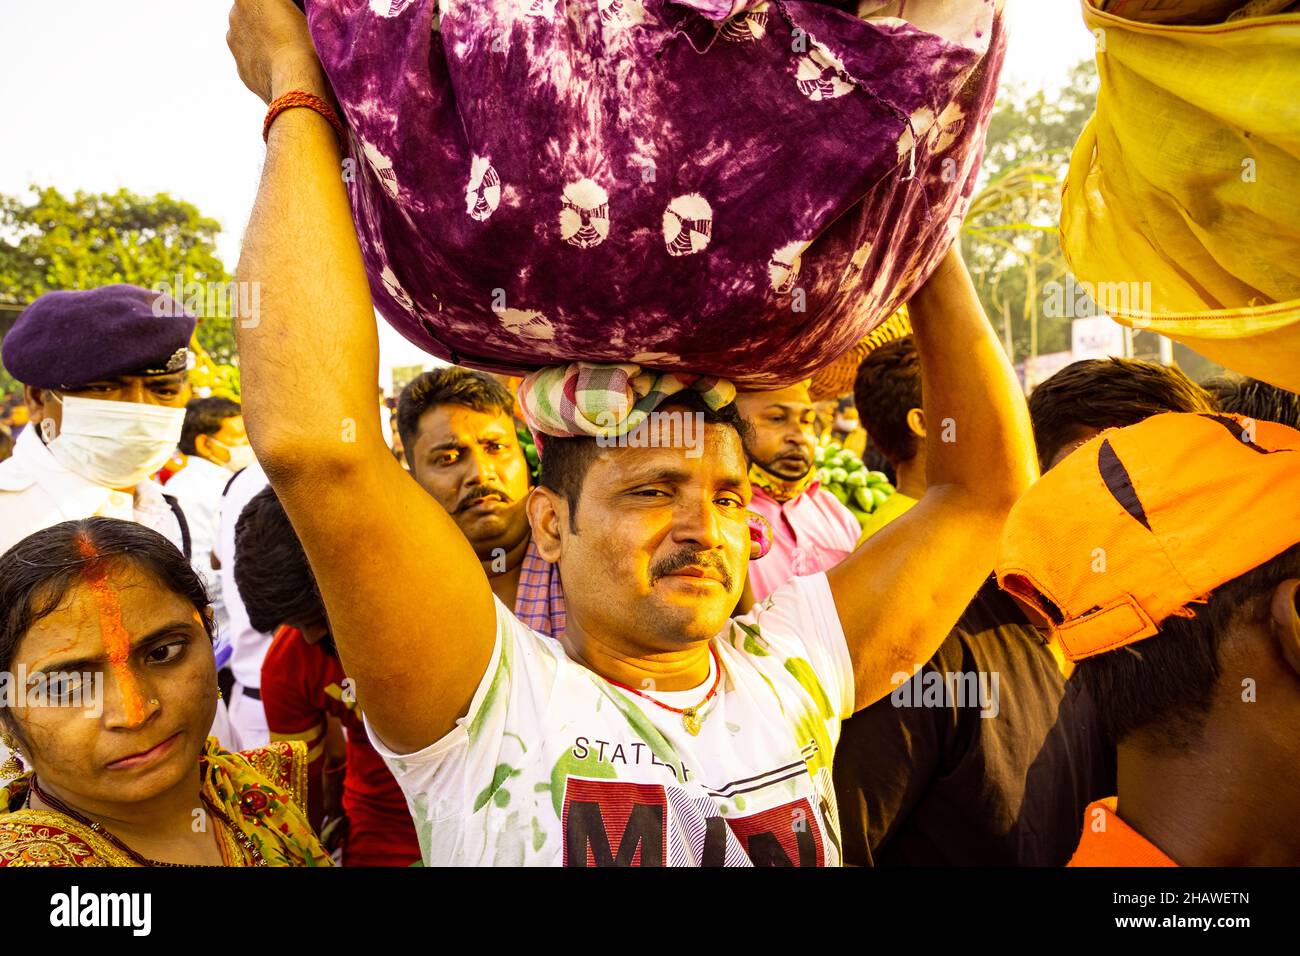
left=832, top=579, right=1115, bottom=866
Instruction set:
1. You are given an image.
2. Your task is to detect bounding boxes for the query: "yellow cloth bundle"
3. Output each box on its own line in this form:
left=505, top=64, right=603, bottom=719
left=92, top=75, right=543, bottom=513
left=1061, top=1, right=1300, bottom=390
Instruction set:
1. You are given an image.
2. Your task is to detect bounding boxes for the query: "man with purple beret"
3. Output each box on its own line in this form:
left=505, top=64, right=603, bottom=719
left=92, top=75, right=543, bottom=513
left=0, top=284, right=197, bottom=557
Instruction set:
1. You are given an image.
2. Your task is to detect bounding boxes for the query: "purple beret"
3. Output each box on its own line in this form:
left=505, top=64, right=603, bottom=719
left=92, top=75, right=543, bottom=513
left=2, top=284, right=197, bottom=389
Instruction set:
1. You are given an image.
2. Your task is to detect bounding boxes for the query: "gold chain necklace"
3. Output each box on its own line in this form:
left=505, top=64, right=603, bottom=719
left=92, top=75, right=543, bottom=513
left=602, top=647, right=723, bottom=736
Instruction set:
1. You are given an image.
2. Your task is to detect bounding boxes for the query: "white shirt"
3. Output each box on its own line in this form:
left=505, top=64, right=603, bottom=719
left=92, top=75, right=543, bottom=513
left=164, top=455, right=235, bottom=637
left=370, top=573, right=854, bottom=866
left=214, top=462, right=272, bottom=689
left=0, top=426, right=187, bottom=557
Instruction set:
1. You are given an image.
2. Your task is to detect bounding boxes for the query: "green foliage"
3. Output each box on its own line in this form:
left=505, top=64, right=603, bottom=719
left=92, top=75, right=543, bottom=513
left=0, top=185, right=238, bottom=394
left=961, top=59, right=1099, bottom=364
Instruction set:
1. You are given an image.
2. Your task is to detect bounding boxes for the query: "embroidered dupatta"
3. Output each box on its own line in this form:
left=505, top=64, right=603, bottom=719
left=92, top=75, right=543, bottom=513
left=0, top=738, right=330, bottom=867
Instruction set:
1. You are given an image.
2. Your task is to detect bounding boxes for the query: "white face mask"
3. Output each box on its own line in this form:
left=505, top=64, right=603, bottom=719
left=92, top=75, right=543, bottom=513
left=214, top=439, right=256, bottom=474
left=44, top=394, right=186, bottom=489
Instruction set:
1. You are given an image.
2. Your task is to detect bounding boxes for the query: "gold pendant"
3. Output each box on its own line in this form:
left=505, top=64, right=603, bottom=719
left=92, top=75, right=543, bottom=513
left=682, top=708, right=702, bottom=736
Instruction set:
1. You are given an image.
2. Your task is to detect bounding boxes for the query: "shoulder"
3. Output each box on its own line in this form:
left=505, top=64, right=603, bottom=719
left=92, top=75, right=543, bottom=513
left=0, top=454, right=37, bottom=493
left=725, top=575, right=847, bottom=692
left=263, top=626, right=310, bottom=671
left=0, top=485, right=60, bottom=554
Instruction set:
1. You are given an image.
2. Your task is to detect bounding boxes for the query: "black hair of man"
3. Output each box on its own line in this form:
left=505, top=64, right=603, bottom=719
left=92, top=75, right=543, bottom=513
left=852, top=336, right=921, bottom=469
left=233, top=485, right=322, bottom=634
left=179, top=396, right=241, bottom=456
left=1202, top=375, right=1300, bottom=430
left=1076, top=543, right=1300, bottom=752
left=396, top=367, right=516, bottom=469
left=538, top=391, right=752, bottom=534
left=1028, top=358, right=1217, bottom=472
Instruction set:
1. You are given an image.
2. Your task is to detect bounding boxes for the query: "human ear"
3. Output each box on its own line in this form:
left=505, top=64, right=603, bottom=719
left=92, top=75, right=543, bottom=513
left=526, top=487, right=565, bottom=563
left=24, top=385, right=47, bottom=423
left=195, top=433, right=226, bottom=464
left=906, top=407, right=926, bottom=439
left=1270, top=578, right=1300, bottom=677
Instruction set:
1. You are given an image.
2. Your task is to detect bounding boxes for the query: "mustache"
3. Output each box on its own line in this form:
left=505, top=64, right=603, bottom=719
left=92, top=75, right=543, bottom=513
left=650, top=548, right=735, bottom=591
left=770, top=447, right=811, bottom=466
left=455, top=485, right=514, bottom=513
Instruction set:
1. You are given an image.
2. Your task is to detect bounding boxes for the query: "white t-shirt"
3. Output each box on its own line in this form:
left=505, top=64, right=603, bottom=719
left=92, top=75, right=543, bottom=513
left=369, top=573, right=854, bottom=866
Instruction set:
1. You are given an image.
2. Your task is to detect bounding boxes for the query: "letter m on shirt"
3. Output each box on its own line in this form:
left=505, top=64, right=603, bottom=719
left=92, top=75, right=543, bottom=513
left=562, top=779, right=667, bottom=867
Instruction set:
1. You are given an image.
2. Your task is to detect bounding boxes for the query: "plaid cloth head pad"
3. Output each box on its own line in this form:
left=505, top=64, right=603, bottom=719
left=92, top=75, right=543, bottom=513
left=307, top=0, right=1005, bottom=386
left=517, top=362, right=736, bottom=439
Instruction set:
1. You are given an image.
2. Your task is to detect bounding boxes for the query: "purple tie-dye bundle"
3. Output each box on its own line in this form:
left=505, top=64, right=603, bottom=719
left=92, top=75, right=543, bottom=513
left=306, top=0, right=1005, bottom=386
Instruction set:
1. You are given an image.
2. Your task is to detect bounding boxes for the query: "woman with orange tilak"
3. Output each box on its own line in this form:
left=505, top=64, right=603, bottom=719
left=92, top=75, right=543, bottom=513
left=0, top=517, right=330, bottom=866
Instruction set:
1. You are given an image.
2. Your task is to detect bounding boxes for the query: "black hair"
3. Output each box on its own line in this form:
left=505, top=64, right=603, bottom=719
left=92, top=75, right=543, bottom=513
left=179, top=397, right=241, bottom=456
left=233, top=485, right=322, bottom=634
left=1029, top=358, right=1217, bottom=471
left=396, top=367, right=516, bottom=468
left=852, top=336, right=921, bottom=468
left=1202, top=375, right=1300, bottom=430
left=1077, top=543, right=1300, bottom=752
left=538, top=392, right=751, bottom=534
left=0, top=517, right=212, bottom=743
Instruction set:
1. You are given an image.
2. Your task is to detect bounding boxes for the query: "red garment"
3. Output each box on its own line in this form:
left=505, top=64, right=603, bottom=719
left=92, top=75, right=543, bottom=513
left=261, top=626, right=420, bottom=867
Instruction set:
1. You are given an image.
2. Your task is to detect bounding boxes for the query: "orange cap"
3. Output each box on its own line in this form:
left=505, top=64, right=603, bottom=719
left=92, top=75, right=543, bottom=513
left=996, top=413, right=1300, bottom=662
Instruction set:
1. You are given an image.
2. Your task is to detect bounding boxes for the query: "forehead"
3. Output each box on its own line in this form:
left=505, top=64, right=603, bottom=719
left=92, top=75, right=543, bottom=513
left=416, top=404, right=513, bottom=445
left=735, top=384, right=813, bottom=414
left=14, top=564, right=200, bottom=667
left=588, top=421, right=749, bottom=484
left=215, top=415, right=246, bottom=438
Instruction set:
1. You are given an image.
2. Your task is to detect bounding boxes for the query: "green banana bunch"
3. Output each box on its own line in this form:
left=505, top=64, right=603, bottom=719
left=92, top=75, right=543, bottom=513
left=813, top=440, right=896, bottom=526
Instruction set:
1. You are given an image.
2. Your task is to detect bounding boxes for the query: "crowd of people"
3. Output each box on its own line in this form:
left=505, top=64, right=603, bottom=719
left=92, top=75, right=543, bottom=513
left=1, top=271, right=1294, bottom=868
left=0, top=0, right=1296, bottom=870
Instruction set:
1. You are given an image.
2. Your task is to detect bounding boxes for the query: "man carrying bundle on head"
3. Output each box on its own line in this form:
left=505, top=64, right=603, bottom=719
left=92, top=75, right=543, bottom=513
left=226, top=1, right=1035, bottom=866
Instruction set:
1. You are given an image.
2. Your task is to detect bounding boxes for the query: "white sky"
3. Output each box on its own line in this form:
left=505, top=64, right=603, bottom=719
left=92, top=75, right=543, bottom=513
left=0, top=0, right=1096, bottom=374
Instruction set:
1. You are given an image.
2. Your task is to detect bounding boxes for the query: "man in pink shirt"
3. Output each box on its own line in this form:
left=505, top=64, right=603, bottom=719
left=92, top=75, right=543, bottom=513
left=735, top=383, right=862, bottom=602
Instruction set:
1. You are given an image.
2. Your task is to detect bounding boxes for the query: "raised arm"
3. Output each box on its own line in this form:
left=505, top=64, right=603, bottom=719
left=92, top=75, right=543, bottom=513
left=228, top=0, right=495, bottom=752
left=827, top=247, right=1037, bottom=711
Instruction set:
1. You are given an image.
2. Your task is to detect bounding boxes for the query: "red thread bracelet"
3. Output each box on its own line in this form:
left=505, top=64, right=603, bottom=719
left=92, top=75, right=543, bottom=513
left=263, top=90, right=346, bottom=146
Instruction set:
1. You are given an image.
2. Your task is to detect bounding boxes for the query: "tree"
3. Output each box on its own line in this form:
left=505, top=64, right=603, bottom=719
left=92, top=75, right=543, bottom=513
left=960, top=59, right=1099, bottom=364
left=0, top=186, right=239, bottom=394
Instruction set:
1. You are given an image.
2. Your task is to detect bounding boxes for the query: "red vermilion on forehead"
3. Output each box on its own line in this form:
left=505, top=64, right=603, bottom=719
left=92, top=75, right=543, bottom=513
left=75, top=532, right=146, bottom=725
